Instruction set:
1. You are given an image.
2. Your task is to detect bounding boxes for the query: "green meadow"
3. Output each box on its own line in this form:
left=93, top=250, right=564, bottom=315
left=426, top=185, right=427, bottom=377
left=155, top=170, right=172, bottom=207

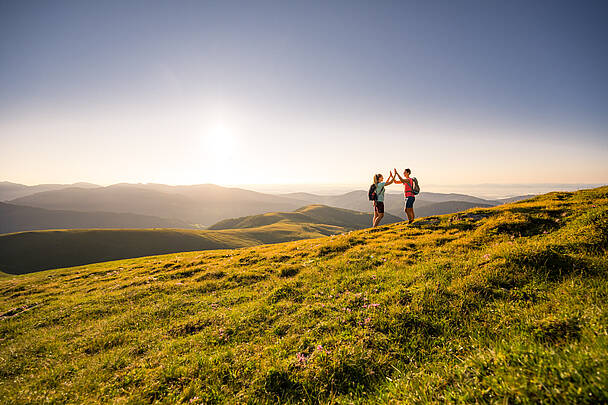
left=0, top=187, right=607, bottom=403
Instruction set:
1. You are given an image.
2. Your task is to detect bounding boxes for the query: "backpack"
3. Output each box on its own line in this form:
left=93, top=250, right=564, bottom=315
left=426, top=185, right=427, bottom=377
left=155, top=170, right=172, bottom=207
left=368, top=184, right=378, bottom=201
left=412, top=177, right=420, bottom=195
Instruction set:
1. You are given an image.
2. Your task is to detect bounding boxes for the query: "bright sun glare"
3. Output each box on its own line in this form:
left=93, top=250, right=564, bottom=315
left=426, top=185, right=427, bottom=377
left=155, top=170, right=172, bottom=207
left=201, top=123, right=241, bottom=183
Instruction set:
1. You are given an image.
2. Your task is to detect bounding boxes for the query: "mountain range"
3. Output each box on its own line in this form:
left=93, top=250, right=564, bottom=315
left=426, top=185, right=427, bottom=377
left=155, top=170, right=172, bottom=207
left=1, top=181, right=532, bottom=233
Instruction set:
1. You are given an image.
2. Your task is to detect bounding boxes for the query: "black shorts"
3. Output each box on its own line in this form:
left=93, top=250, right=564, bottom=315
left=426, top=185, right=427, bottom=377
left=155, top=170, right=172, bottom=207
left=405, top=196, right=415, bottom=209
left=374, top=201, right=385, bottom=213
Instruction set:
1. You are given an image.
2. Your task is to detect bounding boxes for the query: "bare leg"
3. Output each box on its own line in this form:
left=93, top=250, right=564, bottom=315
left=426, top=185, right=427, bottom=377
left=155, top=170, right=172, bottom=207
left=374, top=213, right=384, bottom=227
left=372, top=211, right=378, bottom=227
left=406, top=208, right=415, bottom=223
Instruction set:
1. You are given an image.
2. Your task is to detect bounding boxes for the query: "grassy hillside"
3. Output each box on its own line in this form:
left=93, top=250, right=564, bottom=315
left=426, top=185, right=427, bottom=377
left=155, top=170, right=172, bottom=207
left=0, top=202, right=193, bottom=234
left=209, top=204, right=401, bottom=230
left=0, top=205, right=384, bottom=275
left=0, top=187, right=606, bottom=403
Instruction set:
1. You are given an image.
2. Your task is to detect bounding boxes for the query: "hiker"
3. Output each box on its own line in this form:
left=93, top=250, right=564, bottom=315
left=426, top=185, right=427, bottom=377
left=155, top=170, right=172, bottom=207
left=369, top=171, right=395, bottom=227
left=394, top=168, right=418, bottom=223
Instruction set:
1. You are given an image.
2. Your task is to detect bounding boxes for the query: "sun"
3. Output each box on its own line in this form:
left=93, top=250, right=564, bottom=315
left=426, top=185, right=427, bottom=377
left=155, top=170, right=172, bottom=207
left=199, top=122, right=243, bottom=183
left=204, top=123, right=237, bottom=152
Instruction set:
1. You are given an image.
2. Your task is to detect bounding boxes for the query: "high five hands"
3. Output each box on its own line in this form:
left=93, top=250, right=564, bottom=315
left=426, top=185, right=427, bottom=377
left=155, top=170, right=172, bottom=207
left=391, top=168, right=405, bottom=183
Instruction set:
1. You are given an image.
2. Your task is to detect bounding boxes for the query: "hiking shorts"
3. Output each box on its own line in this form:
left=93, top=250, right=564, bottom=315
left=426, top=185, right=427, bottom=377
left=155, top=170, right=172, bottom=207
left=405, top=196, right=415, bottom=209
left=374, top=201, right=385, bottom=214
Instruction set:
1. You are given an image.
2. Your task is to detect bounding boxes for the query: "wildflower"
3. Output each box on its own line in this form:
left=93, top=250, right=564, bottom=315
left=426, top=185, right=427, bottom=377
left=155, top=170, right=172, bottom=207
left=371, top=274, right=377, bottom=279
left=482, top=254, right=490, bottom=260
left=369, top=303, right=380, bottom=308
left=296, top=352, right=308, bottom=365
left=317, top=345, right=323, bottom=351
left=364, top=317, right=371, bottom=325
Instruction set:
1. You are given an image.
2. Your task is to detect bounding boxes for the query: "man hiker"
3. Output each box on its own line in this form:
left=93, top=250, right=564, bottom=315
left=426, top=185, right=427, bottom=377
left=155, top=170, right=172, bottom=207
left=394, top=168, right=416, bottom=223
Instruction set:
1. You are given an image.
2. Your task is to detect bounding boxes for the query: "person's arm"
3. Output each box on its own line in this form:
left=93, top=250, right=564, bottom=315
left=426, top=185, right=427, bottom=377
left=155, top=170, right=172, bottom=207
left=385, top=171, right=395, bottom=186
left=394, top=169, right=405, bottom=183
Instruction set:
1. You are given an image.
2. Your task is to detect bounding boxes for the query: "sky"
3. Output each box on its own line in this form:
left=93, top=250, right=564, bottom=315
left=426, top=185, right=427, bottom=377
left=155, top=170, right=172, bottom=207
left=1, top=0, right=607, bottom=193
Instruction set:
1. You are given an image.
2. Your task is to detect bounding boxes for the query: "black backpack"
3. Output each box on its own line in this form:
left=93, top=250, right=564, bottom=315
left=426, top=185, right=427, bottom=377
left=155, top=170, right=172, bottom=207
left=368, top=184, right=378, bottom=201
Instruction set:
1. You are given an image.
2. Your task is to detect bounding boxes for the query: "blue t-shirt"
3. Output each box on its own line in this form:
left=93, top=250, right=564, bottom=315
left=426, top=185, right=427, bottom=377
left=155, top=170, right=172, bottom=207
left=376, top=182, right=386, bottom=202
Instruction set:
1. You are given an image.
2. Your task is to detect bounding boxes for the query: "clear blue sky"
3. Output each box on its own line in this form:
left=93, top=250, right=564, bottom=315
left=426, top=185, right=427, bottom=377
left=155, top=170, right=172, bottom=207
left=1, top=0, right=607, bottom=187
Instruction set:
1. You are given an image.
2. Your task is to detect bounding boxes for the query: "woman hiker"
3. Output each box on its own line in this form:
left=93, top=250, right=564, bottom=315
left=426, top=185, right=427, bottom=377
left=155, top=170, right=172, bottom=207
left=371, top=171, right=395, bottom=227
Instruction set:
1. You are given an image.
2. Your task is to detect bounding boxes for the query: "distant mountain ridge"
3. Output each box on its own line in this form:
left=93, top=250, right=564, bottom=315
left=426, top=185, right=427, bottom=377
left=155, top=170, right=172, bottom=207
left=8, top=183, right=307, bottom=226
left=0, top=181, right=99, bottom=201
left=0, top=202, right=192, bottom=234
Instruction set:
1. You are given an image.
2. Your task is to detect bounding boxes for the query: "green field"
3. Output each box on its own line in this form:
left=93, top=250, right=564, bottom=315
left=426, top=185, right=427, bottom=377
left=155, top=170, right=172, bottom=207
left=1, top=205, right=395, bottom=275
left=0, top=187, right=607, bottom=403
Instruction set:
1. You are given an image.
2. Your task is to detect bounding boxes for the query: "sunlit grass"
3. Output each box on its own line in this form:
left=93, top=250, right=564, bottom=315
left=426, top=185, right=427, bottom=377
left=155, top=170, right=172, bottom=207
left=0, top=187, right=607, bottom=403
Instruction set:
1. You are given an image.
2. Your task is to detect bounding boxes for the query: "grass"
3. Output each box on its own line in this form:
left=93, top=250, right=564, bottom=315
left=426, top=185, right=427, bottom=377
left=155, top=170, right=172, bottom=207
left=0, top=187, right=607, bottom=403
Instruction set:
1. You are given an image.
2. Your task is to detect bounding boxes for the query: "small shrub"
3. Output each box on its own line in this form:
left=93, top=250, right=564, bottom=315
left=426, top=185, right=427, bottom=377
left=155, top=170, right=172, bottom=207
left=238, top=255, right=261, bottom=266
left=268, top=283, right=303, bottom=303
left=279, top=265, right=300, bottom=278
left=318, top=241, right=351, bottom=256
left=271, top=255, right=291, bottom=263
left=169, top=319, right=210, bottom=337
left=263, top=369, right=302, bottom=401
left=531, top=317, right=582, bottom=344
left=196, top=270, right=226, bottom=281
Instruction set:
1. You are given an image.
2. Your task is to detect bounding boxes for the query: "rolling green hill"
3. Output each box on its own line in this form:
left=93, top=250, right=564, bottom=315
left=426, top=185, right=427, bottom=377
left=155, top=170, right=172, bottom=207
left=0, top=205, right=386, bottom=275
left=209, top=204, right=401, bottom=230
left=0, top=187, right=606, bottom=403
